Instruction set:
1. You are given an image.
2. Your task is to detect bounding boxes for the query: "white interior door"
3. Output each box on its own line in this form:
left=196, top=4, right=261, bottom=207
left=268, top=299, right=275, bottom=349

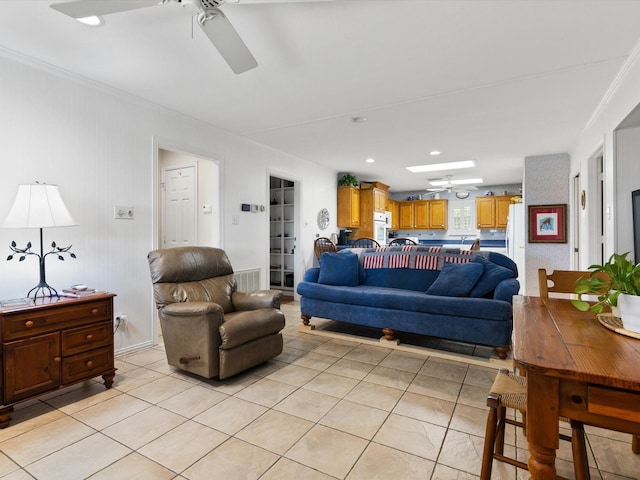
left=162, top=164, right=197, bottom=247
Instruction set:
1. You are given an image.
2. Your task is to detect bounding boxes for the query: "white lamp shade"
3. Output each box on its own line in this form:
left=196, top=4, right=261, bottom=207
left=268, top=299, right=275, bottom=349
left=2, top=184, right=77, bottom=229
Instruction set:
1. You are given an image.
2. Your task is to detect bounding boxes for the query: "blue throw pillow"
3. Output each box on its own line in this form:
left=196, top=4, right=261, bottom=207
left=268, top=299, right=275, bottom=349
left=318, top=251, right=360, bottom=286
left=426, top=262, right=484, bottom=297
left=469, top=255, right=515, bottom=297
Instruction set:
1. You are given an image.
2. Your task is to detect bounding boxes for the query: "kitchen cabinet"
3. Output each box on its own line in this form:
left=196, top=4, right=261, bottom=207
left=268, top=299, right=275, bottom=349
left=269, top=176, right=296, bottom=291
left=476, top=195, right=511, bottom=229
left=388, top=199, right=399, bottom=229
left=398, top=199, right=448, bottom=230
left=357, top=182, right=390, bottom=238
left=0, top=294, right=116, bottom=428
left=337, top=186, right=360, bottom=228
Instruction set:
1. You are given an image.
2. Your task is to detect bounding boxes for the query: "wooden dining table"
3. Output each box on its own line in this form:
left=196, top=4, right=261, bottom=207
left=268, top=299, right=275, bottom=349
left=512, top=295, right=640, bottom=480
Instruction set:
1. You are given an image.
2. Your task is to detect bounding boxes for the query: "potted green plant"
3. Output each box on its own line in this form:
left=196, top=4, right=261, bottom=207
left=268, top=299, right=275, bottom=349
left=572, top=252, right=640, bottom=332
left=338, top=173, right=359, bottom=187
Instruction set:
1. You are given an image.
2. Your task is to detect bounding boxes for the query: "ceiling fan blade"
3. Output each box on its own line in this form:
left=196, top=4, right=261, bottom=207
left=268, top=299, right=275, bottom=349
left=198, top=8, right=258, bottom=74
left=226, top=0, right=335, bottom=3
left=51, top=0, right=162, bottom=18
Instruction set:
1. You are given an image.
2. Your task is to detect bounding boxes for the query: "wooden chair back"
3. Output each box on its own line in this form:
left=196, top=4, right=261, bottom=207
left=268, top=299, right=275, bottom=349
left=314, top=237, right=337, bottom=260
left=470, top=238, right=481, bottom=251
left=388, top=238, right=417, bottom=246
left=538, top=268, right=609, bottom=304
left=351, top=237, right=381, bottom=248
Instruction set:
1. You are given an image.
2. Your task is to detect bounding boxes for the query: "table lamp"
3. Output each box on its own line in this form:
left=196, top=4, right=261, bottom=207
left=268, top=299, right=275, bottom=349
left=2, top=183, right=77, bottom=298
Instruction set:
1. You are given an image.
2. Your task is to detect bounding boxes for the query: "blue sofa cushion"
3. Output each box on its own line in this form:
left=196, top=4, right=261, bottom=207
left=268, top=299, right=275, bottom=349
left=318, top=251, right=359, bottom=286
left=469, top=255, right=515, bottom=297
left=426, top=262, right=484, bottom=297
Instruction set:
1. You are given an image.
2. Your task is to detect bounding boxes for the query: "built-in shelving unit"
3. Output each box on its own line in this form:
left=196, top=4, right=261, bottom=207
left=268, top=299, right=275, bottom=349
left=269, top=176, right=295, bottom=292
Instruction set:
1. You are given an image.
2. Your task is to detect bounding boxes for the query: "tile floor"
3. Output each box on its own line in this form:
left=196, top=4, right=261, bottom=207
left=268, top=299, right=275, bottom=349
left=0, top=302, right=638, bottom=479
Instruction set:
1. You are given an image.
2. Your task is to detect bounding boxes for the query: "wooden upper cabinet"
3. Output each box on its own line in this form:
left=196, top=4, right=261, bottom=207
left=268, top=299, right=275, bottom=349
left=476, top=195, right=510, bottom=229
left=360, top=181, right=389, bottom=213
left=429, top=199, right=448, bottom=229
left=413, top=201, right=429, bottom=229
left=399, top=202, right=414, bottom=229
left=373, top=188, right=388, bottom=212
left=388, top=199, right=400, bottom=229
left=337, top=186, right=360, bottom=228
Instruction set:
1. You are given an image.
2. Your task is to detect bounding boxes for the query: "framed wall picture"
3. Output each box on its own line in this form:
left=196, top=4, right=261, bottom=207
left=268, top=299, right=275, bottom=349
left=528, top=204, right=567, bottom=243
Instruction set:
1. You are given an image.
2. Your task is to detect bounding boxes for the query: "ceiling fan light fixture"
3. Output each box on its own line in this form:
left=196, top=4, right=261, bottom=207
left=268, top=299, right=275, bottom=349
left=406, top=160, right=475, bottom=173
left=76, top=15, right=104, bottom=26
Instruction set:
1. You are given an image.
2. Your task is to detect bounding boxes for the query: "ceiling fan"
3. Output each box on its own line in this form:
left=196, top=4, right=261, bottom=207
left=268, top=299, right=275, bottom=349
left=50, top=0, right=331, bottom=74
left=426, top=175, right=479, bottom=193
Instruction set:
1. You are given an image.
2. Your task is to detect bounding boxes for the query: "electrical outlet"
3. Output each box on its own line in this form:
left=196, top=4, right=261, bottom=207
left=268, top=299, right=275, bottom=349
left=114, top=312, right=127, bottom=327
left=114, top=205, right=134, bottom=219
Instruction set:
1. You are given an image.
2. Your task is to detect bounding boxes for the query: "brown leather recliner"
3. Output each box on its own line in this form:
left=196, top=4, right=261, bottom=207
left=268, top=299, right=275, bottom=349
left=147, top=246, right=285, bottom=379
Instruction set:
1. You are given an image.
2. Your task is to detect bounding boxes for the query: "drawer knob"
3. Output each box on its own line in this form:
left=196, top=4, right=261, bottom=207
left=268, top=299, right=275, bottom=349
left=25, top=320, right=34, bottom=328
left=86, top=360, right=94, bottom=368
left=54, top=356, right=61, bottom=363
left=91, top=308, right=99, bottom=315
left=86, top=334, right=94, bottom=341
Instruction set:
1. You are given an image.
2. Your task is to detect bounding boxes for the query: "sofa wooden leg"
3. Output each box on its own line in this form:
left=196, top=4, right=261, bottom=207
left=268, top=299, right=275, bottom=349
left=299, top=315, right=315, bottom=331
left=494, top=346, right=510, bottom=359
left=382, top=328, right=395, bottom=341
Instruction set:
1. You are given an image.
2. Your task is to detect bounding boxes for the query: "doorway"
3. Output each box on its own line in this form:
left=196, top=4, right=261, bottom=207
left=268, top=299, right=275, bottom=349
left=268, top=174, right=298, bottom=297
left=162, top=163, right=197, bottom=248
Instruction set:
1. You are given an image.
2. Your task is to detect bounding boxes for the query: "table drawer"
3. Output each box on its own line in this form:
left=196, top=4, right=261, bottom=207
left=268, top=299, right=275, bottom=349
left=588, top=385, right=640, bottom=423
left=62, top=346, right=113, bottom=385
left=62, top=320, right=112, bottom=356
left=3, top=300, right=111, bottom=340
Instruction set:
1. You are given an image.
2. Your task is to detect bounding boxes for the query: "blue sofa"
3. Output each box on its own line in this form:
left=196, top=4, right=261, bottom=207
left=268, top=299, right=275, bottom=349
left=297, top=246, right=520, bottom=359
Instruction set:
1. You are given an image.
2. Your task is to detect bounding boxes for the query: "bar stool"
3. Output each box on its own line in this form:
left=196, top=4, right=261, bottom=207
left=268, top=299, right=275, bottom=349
left=480, top=368, right=590, bottom=480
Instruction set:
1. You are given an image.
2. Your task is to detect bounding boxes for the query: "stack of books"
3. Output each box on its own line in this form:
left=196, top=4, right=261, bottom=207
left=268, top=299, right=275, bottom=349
left=62, top=286, right=101, bottom=297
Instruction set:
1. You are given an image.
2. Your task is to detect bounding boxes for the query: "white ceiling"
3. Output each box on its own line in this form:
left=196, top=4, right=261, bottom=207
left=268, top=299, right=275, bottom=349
left=2, top=0, right=640, bottom=192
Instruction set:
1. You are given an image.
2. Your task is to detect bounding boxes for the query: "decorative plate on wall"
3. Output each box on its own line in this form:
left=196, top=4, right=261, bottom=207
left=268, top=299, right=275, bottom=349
left=317, top=208, right=330, bottom=229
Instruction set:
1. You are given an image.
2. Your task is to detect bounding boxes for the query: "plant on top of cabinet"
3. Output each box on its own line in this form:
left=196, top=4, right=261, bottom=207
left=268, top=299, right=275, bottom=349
left=338, top=173, right=359, bottom=187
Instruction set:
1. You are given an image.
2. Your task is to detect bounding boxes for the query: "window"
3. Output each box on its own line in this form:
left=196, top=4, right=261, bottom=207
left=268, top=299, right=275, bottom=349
left=448, top=199, right=476, bottom=235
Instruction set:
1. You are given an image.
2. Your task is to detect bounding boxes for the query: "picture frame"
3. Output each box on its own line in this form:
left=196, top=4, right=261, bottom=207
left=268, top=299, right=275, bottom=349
left=528, top=204, right=567, bottom=243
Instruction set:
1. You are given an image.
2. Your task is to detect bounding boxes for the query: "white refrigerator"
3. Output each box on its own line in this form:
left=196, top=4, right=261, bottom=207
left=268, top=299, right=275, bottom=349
left=506, top=203, right=526, bottom=294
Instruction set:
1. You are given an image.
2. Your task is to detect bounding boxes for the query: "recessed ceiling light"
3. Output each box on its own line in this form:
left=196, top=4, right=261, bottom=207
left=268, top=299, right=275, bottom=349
left=365, top=158, right=375, bottom=163
left=429, top=177, right=484, bottom=186
left=351, top=116, right=367, bottom=123
left=406, top=160, right=476, bottom=173
left=76, top=16, right=104, bottom=26
left=429, top=151, right=441, bottom=156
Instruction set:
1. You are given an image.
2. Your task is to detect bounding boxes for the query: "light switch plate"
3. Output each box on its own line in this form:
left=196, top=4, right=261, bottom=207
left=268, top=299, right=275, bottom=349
left=114, top=205, right=134, bottom=219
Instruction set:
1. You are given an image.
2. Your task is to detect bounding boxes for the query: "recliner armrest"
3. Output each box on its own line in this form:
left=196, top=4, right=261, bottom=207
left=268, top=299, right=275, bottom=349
left=232, top=290, right=282, bottom=310
left=162, top=301, right=224, bottom=317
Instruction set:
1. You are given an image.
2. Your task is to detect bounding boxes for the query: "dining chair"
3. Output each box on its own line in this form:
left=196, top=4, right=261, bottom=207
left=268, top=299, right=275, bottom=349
left=351, top=237, right=380, bottom=248
left=470, top=238, right=481, bottom=251
left=313, top=236, right=337, bottom=260
left=480, top=368, right=590, bottom=480
left=538, top=268, right=640, bottom=455
left=388, top=238, right=417, bottom=246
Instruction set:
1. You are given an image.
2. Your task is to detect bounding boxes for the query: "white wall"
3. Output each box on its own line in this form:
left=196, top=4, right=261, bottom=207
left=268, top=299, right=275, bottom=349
left=0, top=51, right=336, bottom=353
left=570, top=39, right=640, bottom=266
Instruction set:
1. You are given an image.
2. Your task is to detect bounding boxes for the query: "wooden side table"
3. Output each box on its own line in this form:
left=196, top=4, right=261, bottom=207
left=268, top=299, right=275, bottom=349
left=0, top=293, right=117, bottom=428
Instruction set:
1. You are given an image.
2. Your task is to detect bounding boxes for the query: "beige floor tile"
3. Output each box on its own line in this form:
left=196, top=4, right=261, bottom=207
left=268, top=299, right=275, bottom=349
left=157, top=383, right=228, bottom=418
left=291, top=351, right=339, bottom=371
left=449, top=403, right=494, bottom=439
left=285, top=424, right=368, bottom=478
left=285, top=336, right=328, bottom=352
left=145, top=359, right=179, bottom=375
left=457, top=383, right=491, bottom=409
left=236, top=409, right=313, bottom=455
left=259, top=457, right=335, bottom=480
left=193, top=396, right=267, bottom=435
left=182, top=437, right=278, bottom=480
left=408, top=373, right=462, bottom=402
left=127, top=375, right=195, bottom=404
left=319, top=399, right=388, bottom=439
left=464, top=366, right=498, bottom=387
left=138, top=420, right=228, bottom=473
left=347, top=442, right=435, bottom=480
left=273, top=387, right=339, bottom=422
left=373, top=413, right=446, bottom=461
left=0, top=403, right=66, bottom=443
left=431, top=464, right=481, bottom=479
left=0, top=451, right=20, bottom=477
left=589, top=434, right=640, bottom=478
left=0, top=416, right=95, bottom=466
left=234, top=378, right=298, bottom=407
left=265, top=363, right=320, bottom=387
left=343, top=344, right=390, bottom=365
left=419, top=358, right=468, bottom=383
left=378, top=350, right=427, bottom=373
left=89, top=452, right=175, bottom=479
left=246, top=359, right=288, bottom=378
left=274, top=346, right=309, bottom=364
left=25, top=433, right=129, bottom=479
left=2, top=469, right=38, bottom=480
left=119, top=348, right=167, bottom=367
left=393, top=391, right=455, bottom=427
left=313, top=339, right=357, bottom=358
left=344, top=380, right=404, bottom=411
left=438, top=429, right=485, bottom=476
left=44, top=382, right=122, bottom=415
left=72, top=393, right=150, bottom=430
left=199, top=371, right=261, bottom=395
left=102, top=405, right=186, bottom=449
left=111, top=366, right=162, bottom=392
left=325, top=357, right=375, bottom=380
left=363, top=365, right=416, bottom=390
left=302, top=371, right=359, bottom=398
